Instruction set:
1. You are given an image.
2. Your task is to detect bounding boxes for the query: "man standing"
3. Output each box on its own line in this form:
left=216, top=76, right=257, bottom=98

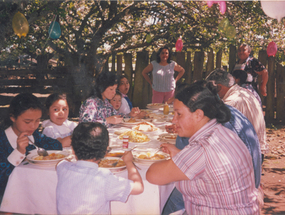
left=206, top=68, right=269, bottom=160
left=233, top=44, right=268, bottom=96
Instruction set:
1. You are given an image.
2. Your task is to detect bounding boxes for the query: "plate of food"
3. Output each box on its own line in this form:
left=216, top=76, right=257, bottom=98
left=122, top=118, right=142, bottom=126
left=132, top=122, right=159, bottom=132
left=146, top=103, right=165, bottom=110
left=133, top=150, right=170, bottom=165
left=118, top=130, right=150, bottom=143
left=157, top=133, right=177, bottom=144
left=26, top=150, right=70, bottom=166
left=105, top=149, right=125, bottom=157
left=99, top=157, right=126, bottom=173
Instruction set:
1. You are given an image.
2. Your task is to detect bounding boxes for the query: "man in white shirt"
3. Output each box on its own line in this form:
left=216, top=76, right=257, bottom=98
left=206, top=68, right=269, bottom=161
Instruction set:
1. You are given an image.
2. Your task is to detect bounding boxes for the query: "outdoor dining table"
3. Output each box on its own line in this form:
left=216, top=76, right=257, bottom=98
left=0, top=109, right=176, bottom=214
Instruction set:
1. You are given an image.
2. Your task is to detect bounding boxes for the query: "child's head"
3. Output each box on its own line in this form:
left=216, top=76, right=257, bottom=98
left=110, top=91, right=122, bottom=111
left=71, top=122, right=109, bottom=161
left=232, top=70, right=247, bottom=85
left=8, top=93, right=43, bottom=135
left=45, top=93, right=71, bottom=126
left=118, top=75, right=130, bottom=95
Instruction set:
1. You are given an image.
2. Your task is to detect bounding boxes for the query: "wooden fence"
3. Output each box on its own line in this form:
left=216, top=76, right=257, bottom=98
left=0, top=46, right=285, bottom=123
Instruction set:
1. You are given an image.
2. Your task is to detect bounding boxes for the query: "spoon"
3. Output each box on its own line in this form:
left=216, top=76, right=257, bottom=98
left=27, top=136, right=49, bottom=157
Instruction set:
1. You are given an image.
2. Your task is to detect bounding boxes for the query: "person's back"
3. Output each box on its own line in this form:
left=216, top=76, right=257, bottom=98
left=223, top=84, right=268, bottom=155
left=56, top=122, right=143, bottom=214
left=56, top=160, right=132, bottom=214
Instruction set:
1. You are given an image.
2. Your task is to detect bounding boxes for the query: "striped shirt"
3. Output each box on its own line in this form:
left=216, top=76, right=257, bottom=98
left=173, top=119, right=262, bottom=215
left=223, top=84, right=269, bottom=154
left=151, top=60, right=176, bottom=92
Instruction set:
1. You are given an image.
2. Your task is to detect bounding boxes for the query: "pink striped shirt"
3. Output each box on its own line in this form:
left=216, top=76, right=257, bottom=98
left=172, top=119, right=262, bottom=214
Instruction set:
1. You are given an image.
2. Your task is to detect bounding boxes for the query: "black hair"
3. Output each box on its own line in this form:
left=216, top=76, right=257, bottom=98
left=71, top=122, right=109, bottom=160
left=175, top=82, right=231, bottom=123
left=0, top=93, right=43, bottom=129
left=45, top=92, right=74, bottom=115
left=156, top=46, right=171, bottom=63
left=119, top=74, right=130, bottom=84
left=232, top=70, right=247, bottom=85
left=114, top=90, right=122, bottom=98
left=94, top=71, right=119, bottom=99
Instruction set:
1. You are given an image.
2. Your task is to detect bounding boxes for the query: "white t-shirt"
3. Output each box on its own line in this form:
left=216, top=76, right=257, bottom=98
left=118, top=97, right=131, bottom=114
left=42, top=119, right=78, bottom=139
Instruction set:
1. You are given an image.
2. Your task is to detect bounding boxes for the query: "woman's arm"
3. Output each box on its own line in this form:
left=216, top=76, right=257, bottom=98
left=255, top=68, right=268, bottom=96
left=174, top=62, right=185, bottom=82
left=142, top=63, right=153, bottom=86
left=146, top=159, right=188, bottom=185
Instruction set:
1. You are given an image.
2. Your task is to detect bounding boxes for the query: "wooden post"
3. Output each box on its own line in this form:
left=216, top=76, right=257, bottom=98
left=133, top=51, right=150, bottom=108
left=265, top=56, right=275, bottom=121
left=276, top=63, right=285, bottom=122
left=192, top=51, right=204, bottom=82
left=205, top=48, right=214, bottom=77
left=216, top=49, right=223, bottom=69
left=111, top=53, right=115, bottom=72
left=175, top=52, right=186, bottom=84
left=117, top=55, right=123, bottom=76
left=184, top=51, right=192, bottom=84
left=124, top=53, right=133, bottom=99
left=228, top=44, right=236, bottom=73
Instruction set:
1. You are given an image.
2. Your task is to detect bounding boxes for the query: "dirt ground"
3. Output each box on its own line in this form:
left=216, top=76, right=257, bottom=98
left=261, top=125, right=285, bottom=214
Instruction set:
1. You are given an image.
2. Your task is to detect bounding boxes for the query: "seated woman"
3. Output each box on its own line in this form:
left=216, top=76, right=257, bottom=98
left=146, top=84, right=263, bottom=214
left=79, top=72, right=140, bottom=127
left=0, top=93, right=62, bottom=203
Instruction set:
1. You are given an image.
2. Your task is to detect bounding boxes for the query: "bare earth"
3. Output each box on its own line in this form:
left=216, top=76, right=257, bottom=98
left=261, top=126, right=285, bottom=214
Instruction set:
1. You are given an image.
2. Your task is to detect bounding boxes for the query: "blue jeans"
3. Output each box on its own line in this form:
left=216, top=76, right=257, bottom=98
left=162, top=187, right=185, bottom=215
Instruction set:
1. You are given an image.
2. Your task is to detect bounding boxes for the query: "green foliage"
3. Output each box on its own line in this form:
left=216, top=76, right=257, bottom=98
left=0, top=0, right=285, bottom=70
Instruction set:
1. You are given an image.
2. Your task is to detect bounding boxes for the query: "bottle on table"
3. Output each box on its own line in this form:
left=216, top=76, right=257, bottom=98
left=163, top=102, right=169, bottom=115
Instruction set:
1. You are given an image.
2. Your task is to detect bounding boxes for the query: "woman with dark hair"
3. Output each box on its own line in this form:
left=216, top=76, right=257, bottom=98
left=142, top=46, right=185, bottom=103
left=146, top=84, right=262, bottom=214
left=0, top=93, right=62, bottom=203
left=79, top=72, right=139, bottom=127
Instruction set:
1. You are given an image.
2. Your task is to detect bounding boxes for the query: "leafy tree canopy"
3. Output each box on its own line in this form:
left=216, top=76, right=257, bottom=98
left=1, top=0, right=284, bottom=73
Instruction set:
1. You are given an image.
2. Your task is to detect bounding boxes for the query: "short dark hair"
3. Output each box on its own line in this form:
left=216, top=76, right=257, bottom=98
left=1, top=93, right=43, bottom=129
left=206, top=68, right=235, bottom=88
left=175, top=82, right=231, bottom=123
left=232, top=70, right=247, bottom=85
left=156, top=46, right=171, bottom=63
left=71, top=122, right=109, bottom=160
left=94, top=72, right=118, bottom=99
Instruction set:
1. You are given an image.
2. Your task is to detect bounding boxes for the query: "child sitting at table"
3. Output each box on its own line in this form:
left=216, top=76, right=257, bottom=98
left=56, top=122, right=144, bottom=214
left=0, top=93, right=62, bottom=204
left=42, top=93, right=77, bottom=148
left=109, top=91, right=122, bottom=111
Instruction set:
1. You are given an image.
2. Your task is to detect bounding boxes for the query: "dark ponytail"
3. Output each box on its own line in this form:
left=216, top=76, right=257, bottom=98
left=175, top=81, right=231, bottom=123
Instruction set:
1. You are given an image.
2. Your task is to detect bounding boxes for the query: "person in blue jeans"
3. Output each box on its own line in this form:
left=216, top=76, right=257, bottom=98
left=163, top=104, right=261, bottom=215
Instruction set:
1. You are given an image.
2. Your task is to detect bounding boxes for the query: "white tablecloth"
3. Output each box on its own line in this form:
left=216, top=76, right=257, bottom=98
left=0, top=119, right=175, bottom=214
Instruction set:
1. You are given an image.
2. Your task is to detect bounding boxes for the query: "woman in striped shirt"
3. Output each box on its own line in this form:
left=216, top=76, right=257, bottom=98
left=146, top=83, right=263, bottom=214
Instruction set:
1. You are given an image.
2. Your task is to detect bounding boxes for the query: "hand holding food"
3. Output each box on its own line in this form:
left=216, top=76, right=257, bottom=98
left=129, top=107, right=141, bottom=117
left=165, top=124, right=177, bottom=133
left=160, top=143, right=181, bottom=158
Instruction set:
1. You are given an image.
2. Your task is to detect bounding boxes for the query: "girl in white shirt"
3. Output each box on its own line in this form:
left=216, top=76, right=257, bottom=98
left=42, top=93, right=78, bottom=148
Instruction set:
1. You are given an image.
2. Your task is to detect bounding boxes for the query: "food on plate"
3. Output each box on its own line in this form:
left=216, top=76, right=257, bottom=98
left=137, top=152, right=166, bottom=160
left=118, top=130, right=150, bottom=143
left=126, top=118, right=137, bottom=123
left=132, top=122, right=158, bottom=132
left=145, top=112, right=165, bottom=120
left=99, top=159, right=125, bottom=168
left=34, top=153, right=65, bottom=161
left=105, top=152, right=125, bottom=157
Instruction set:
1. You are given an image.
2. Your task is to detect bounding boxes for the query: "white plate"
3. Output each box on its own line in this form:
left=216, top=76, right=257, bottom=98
left=117, top=130, right=151, bottom=144
left=99, top=157, right=126, bottom=173
left=132, top=122, right=159, bottom=133
left=26, top=150, right=70, bottom=165
left=133, top=151, right=170, bottom=165
left=157, top=133, right=177, bottom=144
left=146, top=103, right=164, bottom=110
left=122, top=118, right=142, bottom=126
